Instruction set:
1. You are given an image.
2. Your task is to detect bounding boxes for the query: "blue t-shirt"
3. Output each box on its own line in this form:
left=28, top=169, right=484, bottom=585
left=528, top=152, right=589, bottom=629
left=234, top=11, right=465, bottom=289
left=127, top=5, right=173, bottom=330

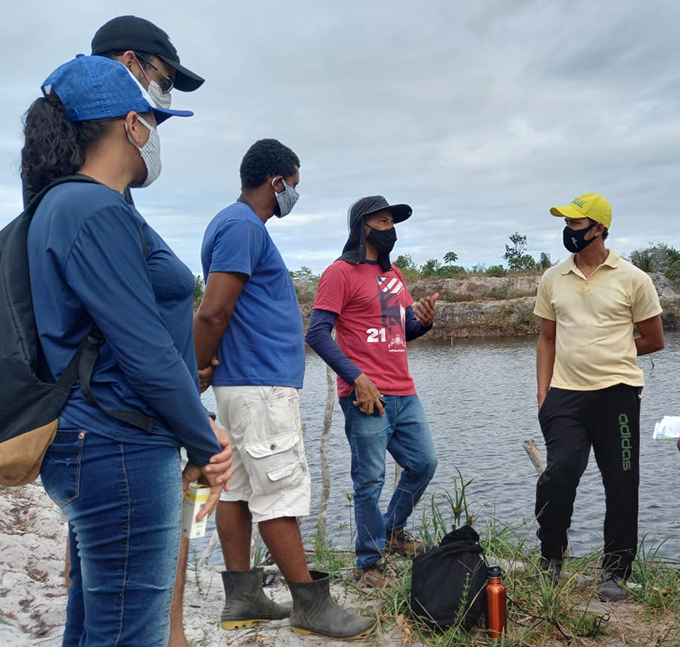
left=201, top=203, right=305, bottom=388
left=28, top=182, right=221, bottom=466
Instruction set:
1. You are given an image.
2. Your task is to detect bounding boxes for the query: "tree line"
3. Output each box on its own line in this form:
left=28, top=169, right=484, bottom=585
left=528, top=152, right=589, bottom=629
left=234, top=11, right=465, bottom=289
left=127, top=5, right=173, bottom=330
left=394, top=232, right=552, bottom=279
left=194, top=237, right=680, bottom=297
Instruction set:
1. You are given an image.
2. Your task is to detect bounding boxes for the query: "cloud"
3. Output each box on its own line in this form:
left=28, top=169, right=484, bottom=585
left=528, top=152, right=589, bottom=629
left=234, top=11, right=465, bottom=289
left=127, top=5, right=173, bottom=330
left=2, top=0, right=680, bottom=274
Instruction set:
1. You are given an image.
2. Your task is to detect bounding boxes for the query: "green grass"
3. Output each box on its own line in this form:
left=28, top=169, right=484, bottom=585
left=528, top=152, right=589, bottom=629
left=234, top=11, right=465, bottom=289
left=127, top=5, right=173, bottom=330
left=629, top=538, right=680, bottom=620
left=310, top=477, right=680, bottom=646
left=188, top=628, right=211, bottom=647
left=310, top=530, right=353, bottom=578
left=188, top=544, right=214, bottom=599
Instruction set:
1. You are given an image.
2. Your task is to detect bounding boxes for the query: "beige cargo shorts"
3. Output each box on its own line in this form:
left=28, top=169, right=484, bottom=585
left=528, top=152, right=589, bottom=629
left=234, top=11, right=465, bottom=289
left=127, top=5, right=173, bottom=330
left=214, top=385, right=311, bottom=522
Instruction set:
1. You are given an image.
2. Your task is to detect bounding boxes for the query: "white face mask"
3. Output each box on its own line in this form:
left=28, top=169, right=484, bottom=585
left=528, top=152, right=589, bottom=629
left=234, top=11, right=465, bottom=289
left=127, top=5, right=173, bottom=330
left=147, top=80, right=172, bottom=109
left=126, top=115, right=162, bottom=188
left=126, top=66, right=172, bottom=109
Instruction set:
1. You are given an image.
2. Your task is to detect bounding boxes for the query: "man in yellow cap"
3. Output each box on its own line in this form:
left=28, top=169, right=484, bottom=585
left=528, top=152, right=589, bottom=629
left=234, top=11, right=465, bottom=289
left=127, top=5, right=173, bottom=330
left=533, top=193, right=664, bottom=601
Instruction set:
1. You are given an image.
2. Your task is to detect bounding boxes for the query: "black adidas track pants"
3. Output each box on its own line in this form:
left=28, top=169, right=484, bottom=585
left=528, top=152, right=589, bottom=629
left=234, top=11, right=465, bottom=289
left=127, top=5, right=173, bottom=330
left=535, top=383, right=641, bottom=577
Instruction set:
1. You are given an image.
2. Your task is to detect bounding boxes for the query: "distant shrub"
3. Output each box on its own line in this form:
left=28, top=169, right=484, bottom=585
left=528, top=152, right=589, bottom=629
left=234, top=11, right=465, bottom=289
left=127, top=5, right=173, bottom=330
left=394, top=254, right=417, bottom=271
left=630, top=244, right=680, bottom=273
left=486, top=265, right=507, bottom=277
left=537, top=252, right=552, bottom=270
left=290, top=266, right=320, bottom=281
left=630, top=249, right=655, bottom=273
left=666, top=259, right=680, bottom=285
left=438, top=265, right=467, bottom=278
left=398, top=267, right=423, bottom=282
left=420, top=259, right=441, bottom=277
left=294, top=284, right=317, bottom=304
left=491, top=283, right=511, bottom=299
left=194, top=275, right=205, bottom=302
left=511, top=254, right=537, bottom=271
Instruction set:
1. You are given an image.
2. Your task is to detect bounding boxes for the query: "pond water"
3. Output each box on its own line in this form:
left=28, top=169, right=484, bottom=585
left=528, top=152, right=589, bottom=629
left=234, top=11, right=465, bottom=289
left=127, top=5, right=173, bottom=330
left=198, top=332, right=680, bottom=564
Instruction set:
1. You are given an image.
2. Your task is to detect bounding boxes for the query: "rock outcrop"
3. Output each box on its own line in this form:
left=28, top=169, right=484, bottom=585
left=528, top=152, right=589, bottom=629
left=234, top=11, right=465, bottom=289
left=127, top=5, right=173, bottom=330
left=297, top=271, right=680, bottom=339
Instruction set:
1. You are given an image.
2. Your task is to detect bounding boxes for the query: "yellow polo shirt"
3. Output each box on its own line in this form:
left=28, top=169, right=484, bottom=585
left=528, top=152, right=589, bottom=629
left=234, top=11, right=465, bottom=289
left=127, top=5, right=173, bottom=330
left=534, top=251, right=662, bottom=390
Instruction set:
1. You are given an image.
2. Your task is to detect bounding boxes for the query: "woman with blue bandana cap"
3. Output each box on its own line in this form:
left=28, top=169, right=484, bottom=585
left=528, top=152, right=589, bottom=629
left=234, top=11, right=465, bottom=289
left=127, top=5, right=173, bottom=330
left=21, top=55, right=232, bottom=646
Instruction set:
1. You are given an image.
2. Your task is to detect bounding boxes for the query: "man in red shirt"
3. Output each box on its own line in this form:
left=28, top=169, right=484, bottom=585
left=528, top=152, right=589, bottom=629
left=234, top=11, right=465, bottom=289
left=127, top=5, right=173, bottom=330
left=306, top=196, right=439, bottom=587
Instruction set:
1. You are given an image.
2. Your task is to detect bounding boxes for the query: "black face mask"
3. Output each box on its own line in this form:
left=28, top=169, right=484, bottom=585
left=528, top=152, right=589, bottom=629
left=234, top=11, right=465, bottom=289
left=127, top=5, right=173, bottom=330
left=366, top=226, right=397, bottom=255
left=563, top=222, right=597, bottom=254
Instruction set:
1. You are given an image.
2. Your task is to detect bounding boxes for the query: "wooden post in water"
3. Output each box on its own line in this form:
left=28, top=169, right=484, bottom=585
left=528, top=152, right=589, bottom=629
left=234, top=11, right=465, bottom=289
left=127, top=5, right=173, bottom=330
left=523, top=439, right=546, bottom=475
left=317, top=356, right=337, bottom=540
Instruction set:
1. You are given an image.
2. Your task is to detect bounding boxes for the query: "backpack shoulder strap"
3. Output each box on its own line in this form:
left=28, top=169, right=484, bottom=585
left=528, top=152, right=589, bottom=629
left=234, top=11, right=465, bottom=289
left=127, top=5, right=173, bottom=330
left=78, top=326, right=154, bottom=433
left=24, top=174, right=101, bottom=216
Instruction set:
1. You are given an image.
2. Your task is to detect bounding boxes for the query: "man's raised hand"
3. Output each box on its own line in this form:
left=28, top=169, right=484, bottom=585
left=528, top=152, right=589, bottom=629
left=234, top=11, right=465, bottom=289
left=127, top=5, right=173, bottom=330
left=413, top=292, right=440, bottom=328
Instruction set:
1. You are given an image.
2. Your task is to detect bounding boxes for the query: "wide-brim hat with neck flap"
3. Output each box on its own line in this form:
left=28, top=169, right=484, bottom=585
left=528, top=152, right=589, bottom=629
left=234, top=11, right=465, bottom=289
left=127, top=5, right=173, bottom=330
left=347, top=195, right=412, bottom=229
left=339, top=195, right=412, bottom=270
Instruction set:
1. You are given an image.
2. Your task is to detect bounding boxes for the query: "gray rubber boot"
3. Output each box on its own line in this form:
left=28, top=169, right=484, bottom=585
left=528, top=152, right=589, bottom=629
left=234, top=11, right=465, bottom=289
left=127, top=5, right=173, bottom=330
left=220, top=568, right=292, bottom=630
left=288, top=570, right=376, bottom=639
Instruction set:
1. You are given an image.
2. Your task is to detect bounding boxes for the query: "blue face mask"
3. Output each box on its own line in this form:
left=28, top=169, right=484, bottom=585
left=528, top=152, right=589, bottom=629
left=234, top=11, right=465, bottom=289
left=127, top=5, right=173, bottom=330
left=272, top=177, right=299, bottom=218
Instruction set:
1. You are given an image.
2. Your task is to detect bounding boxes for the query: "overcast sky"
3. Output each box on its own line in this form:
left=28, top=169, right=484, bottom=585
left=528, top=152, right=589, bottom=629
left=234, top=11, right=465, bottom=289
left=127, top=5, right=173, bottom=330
left=2, top=0, right=680, bottom=276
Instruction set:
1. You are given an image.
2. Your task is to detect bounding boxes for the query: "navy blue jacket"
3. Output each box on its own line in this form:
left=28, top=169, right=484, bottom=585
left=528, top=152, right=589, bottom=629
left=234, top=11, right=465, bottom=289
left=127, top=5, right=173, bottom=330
left=28, top=182, right=220, bottom=465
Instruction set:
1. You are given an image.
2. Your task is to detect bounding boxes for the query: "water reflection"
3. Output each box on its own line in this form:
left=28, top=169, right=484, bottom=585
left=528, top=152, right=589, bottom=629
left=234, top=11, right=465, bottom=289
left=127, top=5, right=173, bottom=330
left=200, top=332, right=680, bottom=563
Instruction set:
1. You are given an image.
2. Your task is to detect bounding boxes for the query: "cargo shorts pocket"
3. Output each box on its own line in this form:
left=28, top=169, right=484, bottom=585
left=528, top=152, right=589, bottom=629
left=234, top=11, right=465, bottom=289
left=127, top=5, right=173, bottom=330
left=244, top=432, right=304, bottom=495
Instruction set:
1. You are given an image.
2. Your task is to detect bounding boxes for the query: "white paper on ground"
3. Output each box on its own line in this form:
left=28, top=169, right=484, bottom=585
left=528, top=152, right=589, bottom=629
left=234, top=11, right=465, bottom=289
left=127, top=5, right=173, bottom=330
left=652, top=416, right=680, bottom=440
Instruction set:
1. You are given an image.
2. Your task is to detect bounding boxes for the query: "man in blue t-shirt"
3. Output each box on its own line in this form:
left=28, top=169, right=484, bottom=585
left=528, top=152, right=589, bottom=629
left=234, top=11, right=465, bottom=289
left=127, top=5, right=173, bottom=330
left=194, top=139, right=375, bottom=640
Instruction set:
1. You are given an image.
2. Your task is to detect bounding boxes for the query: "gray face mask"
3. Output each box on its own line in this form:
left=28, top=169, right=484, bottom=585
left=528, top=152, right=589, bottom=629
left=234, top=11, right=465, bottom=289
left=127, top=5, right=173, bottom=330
left=272, top=177, right=299, bottom=218
left=126, top=115, right=162, bottom=188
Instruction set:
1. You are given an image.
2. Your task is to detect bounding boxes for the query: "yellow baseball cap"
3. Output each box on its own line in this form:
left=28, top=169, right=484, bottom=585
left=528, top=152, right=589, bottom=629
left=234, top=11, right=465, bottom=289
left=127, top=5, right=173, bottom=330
left=550, top=193, right=612, bottom=229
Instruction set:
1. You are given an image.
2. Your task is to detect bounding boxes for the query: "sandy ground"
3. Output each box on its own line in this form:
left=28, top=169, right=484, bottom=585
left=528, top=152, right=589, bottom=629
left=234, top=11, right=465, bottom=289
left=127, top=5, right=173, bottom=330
left=1, top=484, right=675, bottom=647
left=0, top=483, right=404, bottom=647
left=0, top=483, right=67, bottom=646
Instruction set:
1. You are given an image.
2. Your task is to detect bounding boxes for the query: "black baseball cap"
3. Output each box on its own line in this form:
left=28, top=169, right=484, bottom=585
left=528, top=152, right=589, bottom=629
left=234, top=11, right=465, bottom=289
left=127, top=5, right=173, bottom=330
left=91, top=15, right=205, bottom=92
left=349, top=195, right=412, bottom=225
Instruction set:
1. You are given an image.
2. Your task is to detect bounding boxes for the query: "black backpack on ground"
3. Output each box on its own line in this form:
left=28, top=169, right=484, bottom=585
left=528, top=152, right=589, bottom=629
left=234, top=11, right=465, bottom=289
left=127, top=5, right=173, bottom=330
left=410, top=525, right=488, bottom=630
left=0, top=175, right=153, bottom=487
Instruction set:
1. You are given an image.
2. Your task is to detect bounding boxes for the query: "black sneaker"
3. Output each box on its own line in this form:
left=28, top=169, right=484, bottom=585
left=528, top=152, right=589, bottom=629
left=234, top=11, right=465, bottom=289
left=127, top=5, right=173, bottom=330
left=538, top=556, right=563, bottom=585
left=598, top=571, right=627, bottom=601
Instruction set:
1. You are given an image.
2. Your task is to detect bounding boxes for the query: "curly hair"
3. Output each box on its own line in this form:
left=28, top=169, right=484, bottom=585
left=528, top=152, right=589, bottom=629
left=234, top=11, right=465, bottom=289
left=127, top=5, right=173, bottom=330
left=21, top=92, right=120, bottom=200
left=239, top=139, right=300, bottom=189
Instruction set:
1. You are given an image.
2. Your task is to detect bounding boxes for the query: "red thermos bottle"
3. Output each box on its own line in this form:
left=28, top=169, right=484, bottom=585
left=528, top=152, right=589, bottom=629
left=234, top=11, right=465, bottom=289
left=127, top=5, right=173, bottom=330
left=486, top=565, right=507, bottom=638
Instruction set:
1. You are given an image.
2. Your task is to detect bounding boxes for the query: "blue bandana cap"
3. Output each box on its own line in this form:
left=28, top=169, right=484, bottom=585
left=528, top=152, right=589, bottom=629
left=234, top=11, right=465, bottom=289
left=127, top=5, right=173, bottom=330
left=41, top=54, right=192, bottom=125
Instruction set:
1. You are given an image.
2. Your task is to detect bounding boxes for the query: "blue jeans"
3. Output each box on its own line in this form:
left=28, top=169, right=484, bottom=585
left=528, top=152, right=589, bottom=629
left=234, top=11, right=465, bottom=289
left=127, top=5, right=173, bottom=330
left=40, top=422, right=182, bottom=647
left=339, top=394, right=437, bottom=570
